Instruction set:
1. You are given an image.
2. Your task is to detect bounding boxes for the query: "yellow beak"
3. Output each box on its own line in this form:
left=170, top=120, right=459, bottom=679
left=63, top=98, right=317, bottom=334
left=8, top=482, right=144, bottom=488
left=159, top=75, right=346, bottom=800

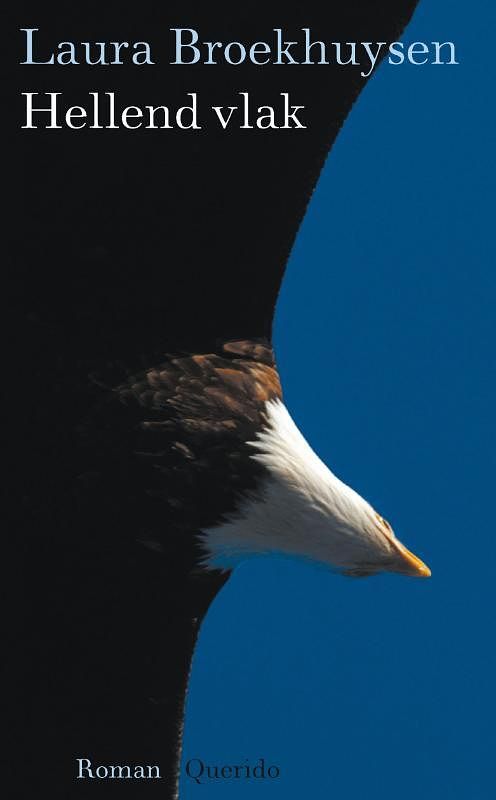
left=395, top=543, right=431, bottom=578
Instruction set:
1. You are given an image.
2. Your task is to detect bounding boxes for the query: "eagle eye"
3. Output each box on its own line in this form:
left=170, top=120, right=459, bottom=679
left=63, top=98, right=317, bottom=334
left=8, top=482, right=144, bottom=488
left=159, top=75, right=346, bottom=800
left=376, top=513, right=392, bottom=532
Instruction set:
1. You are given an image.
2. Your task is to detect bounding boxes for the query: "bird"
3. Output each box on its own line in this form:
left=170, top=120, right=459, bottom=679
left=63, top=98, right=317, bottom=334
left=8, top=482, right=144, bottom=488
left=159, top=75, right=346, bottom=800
left=112, top=338, right=430, bottom=581
left=11, top=2, right=426, bottom=799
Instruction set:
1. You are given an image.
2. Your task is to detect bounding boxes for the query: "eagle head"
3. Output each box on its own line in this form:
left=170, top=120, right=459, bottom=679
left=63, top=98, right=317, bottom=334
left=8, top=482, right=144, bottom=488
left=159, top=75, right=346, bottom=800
left=202, top=399, right=430, bottom=579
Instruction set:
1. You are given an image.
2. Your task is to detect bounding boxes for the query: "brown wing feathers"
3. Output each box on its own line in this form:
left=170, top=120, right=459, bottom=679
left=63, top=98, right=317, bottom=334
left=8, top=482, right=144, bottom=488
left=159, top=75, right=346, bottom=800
left=82, top=339, right=282, bottom=540
left=118, top=339, right=281, bottom=427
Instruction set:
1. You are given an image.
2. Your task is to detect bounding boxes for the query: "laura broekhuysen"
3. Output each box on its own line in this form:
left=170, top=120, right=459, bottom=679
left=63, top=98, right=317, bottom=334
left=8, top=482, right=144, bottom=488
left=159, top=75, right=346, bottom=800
left=21, top=27, right=458, bottom=79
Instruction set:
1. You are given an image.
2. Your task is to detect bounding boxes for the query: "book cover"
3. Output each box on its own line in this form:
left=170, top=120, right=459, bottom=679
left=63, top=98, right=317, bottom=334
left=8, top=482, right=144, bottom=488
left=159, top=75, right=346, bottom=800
left=9, top=2, right=494, bottom=799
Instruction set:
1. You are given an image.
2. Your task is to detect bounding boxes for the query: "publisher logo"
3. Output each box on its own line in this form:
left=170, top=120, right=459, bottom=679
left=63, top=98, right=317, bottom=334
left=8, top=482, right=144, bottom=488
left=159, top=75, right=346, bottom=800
left=184, top=757, right=280, bottom=785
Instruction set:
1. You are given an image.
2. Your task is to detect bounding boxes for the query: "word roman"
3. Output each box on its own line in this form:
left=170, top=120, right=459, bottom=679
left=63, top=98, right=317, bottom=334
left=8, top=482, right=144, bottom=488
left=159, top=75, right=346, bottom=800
left=76, top=758, right=162, bottom=780
left=184, top=757, right=280, bottom=785
left=21, top=92, right=307, bottom=130
left=20, top=28, right=458, bottom=79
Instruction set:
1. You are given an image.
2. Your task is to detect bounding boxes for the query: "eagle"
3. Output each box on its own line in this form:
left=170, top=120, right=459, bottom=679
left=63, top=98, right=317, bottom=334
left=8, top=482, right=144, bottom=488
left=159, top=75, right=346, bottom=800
left=11, top=1, right=428, bottom=798
left=110, top=338, right=429, bottom=580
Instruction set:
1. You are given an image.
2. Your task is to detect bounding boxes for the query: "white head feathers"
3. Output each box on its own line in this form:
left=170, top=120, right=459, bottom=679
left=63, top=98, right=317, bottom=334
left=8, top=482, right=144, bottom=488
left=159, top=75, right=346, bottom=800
left=201, top=400, right=430, bottom=578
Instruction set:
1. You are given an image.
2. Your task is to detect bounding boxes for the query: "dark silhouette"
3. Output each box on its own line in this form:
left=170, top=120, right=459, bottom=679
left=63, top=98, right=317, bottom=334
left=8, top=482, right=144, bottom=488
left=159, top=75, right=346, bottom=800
left=8, top=2, right=419, bottom=797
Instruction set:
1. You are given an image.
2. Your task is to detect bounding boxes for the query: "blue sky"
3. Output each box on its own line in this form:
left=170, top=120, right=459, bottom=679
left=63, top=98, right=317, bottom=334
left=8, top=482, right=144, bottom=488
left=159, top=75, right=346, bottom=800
left=182, top=2, right=495, bottom=797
